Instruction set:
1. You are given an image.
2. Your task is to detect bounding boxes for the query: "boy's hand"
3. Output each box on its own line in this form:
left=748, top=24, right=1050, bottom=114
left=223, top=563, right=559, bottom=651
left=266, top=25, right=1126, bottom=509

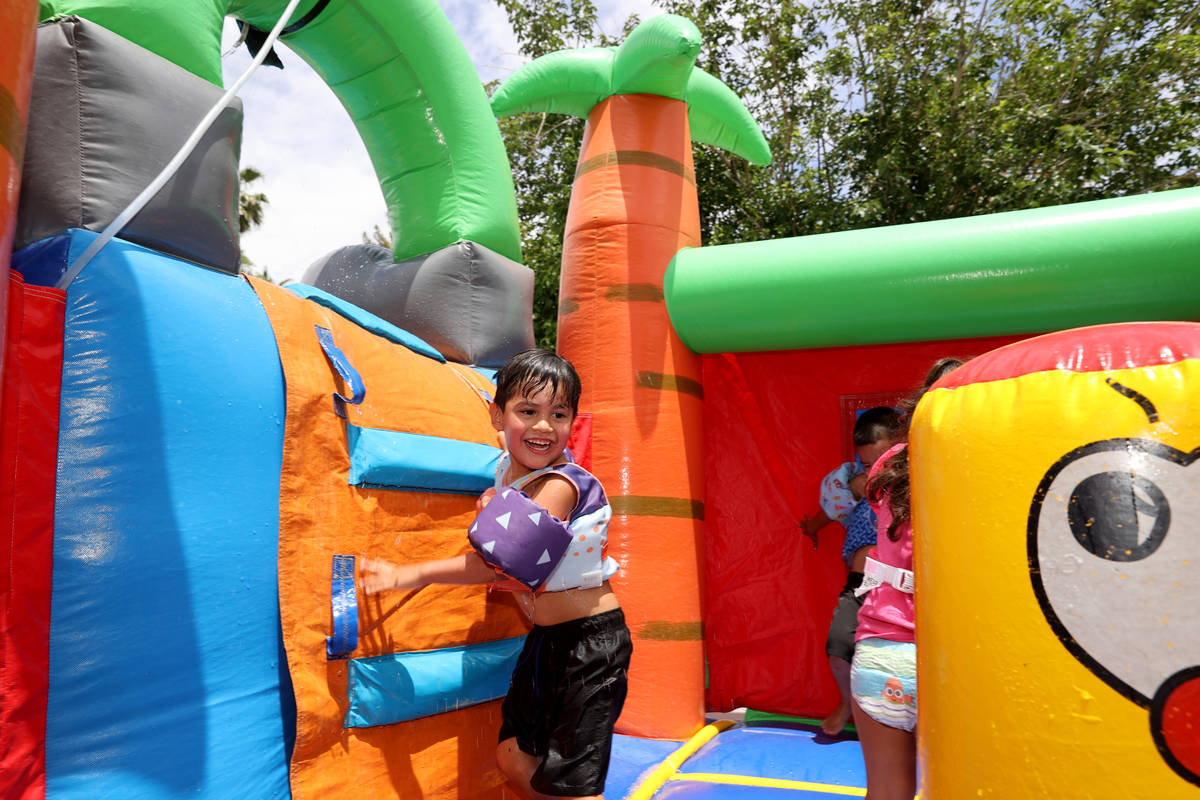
left=798, top=515, right=822, bottom=548
left=799, top=507, right=833, bottom=549
left=849, top=472, right=868, bottom=500
left=477, top=487, right=497, bottom=513
left=360, top=557, right=423, bottom=594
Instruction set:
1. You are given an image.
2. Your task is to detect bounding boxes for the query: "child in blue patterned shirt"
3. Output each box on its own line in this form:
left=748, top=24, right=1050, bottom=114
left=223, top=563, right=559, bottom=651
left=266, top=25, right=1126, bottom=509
left=800, top=406, right=902, bottom=735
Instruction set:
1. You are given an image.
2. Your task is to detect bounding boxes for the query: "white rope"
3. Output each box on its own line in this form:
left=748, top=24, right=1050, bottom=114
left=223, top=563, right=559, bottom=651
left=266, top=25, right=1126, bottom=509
left=57, top=0, right=306, bottom=289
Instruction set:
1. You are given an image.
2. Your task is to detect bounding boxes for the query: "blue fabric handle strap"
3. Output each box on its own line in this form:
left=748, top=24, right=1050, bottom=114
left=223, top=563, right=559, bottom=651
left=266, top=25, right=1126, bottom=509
left=315, top=325, right=365, bottom=418
left=326, top=554, right=358, bottom=660
left=312, top=324, right=501, bottom=495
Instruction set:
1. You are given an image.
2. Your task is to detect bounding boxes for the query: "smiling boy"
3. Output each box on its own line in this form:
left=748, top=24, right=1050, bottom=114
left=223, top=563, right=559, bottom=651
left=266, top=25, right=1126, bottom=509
left=362, top=349, right=631, bottom=800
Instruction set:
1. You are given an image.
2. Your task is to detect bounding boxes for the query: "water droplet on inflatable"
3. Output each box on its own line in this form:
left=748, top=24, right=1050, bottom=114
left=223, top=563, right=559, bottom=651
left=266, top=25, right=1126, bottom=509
left=1059, top=553, right=1083, bottom=575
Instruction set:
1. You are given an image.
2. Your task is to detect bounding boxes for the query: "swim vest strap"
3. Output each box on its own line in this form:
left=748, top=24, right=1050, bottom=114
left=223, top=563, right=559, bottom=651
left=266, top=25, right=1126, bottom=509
left=856, top=556, right=914, bottom=597
left=506, top=464, right=557, bottom=492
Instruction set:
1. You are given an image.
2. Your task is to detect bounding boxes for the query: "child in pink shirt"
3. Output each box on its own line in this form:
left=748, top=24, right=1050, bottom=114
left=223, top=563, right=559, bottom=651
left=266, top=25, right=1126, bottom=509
left=849, top=357, right=962, bottom=800
left=854, top=442, right=915, bottom=645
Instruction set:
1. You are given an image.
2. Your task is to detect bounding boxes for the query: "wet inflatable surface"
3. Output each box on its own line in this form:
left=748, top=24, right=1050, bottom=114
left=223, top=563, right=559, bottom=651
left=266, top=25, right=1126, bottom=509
left=605, top=721, right=866, bottom=799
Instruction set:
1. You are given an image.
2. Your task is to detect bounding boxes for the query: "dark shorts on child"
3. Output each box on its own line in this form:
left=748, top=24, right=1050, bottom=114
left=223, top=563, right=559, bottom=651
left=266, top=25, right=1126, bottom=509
left=499, top=607, right=633, bottom=797
left=825, top=571, right=865, bottom=663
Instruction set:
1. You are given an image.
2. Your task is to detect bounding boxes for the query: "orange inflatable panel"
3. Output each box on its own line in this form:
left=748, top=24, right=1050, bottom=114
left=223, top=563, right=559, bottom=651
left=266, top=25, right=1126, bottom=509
left=0, top=1, right=38, bottom=399
left=249, top=278, right=528, bottom=799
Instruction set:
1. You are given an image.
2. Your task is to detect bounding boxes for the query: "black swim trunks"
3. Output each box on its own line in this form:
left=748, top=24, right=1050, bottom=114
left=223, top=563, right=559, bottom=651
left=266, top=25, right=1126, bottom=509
left=498, top=608, right=633, bottom=797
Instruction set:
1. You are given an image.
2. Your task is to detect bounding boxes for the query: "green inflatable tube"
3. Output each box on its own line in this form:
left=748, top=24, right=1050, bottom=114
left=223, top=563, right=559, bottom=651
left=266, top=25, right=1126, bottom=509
left=40, top=0, right=229, bottom=85
left=665, top=187, right=1200, bottom=353
left=40, top=0, right=523, bottom=265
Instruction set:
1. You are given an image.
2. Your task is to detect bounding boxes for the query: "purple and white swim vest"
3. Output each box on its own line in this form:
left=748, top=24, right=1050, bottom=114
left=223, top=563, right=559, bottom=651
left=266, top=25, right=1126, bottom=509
left=468, top=452, right=620, bottom=592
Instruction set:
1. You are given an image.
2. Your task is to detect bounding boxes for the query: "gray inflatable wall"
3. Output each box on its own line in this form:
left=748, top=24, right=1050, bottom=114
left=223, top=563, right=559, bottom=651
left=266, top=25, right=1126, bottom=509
left=16, top=16, right=242, bottom=273
left=302, top=240, right=535, bottom=368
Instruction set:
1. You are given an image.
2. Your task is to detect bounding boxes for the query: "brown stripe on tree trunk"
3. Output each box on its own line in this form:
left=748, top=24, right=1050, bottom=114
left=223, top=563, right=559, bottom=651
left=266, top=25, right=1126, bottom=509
left=0, top=85, right=25, bottom=163
left=639, top=621, right=704, bottom=641
left=575, top=149, right=696, bottom=184
left=610, top=495, right=704, bottom=520
left=605, top=283, right=664, bottom=302
left=636, top=371, right=704, bottom=399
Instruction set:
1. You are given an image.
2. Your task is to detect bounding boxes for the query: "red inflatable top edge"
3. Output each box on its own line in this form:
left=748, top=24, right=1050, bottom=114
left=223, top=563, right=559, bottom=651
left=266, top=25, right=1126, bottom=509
left=934, top=321, right=1200, bottom=389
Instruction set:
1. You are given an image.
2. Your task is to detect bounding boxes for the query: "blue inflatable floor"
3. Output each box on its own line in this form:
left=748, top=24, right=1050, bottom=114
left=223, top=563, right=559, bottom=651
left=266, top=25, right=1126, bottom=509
left=606, top=720, right=866, bottom=799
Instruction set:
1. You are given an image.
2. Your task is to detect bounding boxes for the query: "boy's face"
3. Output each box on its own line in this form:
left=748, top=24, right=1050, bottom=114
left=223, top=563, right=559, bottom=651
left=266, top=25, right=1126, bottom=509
left=490, top=383, right=575, bottom=476
left=857, top=436, right=900, bottom=470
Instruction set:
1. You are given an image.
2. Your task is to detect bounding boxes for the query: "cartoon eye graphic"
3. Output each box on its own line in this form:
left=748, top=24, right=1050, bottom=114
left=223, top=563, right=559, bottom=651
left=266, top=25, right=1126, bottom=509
left=1029, top=439, right=1200, bottom=786
left=1066, top=470, right=1170, bottom=562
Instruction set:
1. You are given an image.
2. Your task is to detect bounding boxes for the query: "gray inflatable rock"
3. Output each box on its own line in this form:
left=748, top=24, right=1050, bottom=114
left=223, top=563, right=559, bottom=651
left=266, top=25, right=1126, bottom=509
left=16, top=16, right=242, bottom=274
left=302, top=240, right=535, bottom=368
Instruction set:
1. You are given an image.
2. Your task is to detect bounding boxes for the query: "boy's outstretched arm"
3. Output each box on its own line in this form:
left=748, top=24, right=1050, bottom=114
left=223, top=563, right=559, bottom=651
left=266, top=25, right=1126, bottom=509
left=361, top=477, right=576, bottom=594
left=799, top=509, right=832, bottom=548
left=360, top=553, right=497, bottom=594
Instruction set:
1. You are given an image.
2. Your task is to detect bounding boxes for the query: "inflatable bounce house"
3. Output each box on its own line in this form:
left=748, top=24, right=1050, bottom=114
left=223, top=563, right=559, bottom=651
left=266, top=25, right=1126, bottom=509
left=2, top=1, right=1197, bottom=798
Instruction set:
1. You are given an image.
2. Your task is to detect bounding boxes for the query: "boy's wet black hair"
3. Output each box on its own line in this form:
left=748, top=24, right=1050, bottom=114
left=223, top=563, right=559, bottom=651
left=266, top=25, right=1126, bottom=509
left=493, top=349, right=582, bottom=414
left=852, top=406, right=902, bottom=447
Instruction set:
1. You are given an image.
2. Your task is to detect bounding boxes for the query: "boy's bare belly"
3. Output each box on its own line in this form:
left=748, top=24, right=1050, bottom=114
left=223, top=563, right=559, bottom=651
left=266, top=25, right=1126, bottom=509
left=532, top=581, right=620, bottom=626
left=850, top=544, right=871, bottom=574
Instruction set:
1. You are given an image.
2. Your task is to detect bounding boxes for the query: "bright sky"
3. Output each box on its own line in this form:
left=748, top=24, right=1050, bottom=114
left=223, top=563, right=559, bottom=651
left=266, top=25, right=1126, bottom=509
left=220, top=1, right=658, bottom=284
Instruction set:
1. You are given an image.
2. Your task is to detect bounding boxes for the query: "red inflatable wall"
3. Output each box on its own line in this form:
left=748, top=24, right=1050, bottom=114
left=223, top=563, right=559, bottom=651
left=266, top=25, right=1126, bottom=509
left=1, top=272, right=66, bottom=799
left=702, top=335, right=1023, bottom=717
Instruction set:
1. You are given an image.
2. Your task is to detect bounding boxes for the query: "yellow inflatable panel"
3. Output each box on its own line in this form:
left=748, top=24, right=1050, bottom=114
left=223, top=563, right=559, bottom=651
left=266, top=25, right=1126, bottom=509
left=911, top=322, right=1199, bottom=797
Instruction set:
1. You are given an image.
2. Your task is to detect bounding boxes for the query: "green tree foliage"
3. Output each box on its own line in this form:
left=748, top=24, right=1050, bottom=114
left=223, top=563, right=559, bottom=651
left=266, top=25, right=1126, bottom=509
left=493, top=0, right=1200, bottom=346
left=361, top=223, right=394, bottom=249
left=491, top=0, right=633, bottom=348
left=494, top=107, right=584, bottom=350
left=238, top=165, right=281, bottom=282
left=238, top=167, right=269, bottom=234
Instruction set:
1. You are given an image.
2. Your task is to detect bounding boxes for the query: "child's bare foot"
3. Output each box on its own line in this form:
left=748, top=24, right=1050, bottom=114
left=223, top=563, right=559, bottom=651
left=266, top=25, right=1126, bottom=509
left=821, top=701, right=851, bottom=735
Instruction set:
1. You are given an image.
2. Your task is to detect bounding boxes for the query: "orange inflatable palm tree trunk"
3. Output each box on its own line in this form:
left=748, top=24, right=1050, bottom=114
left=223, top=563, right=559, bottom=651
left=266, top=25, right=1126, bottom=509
left=491, top=14, right=769, bottom=739
left=559, top=93, right=705, bottom=738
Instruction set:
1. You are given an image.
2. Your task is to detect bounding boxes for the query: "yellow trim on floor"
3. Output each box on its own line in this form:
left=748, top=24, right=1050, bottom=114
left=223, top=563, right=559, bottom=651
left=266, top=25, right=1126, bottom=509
left=670, top=772, right=867, bottom=796
left=626, top=720, right=737, bottom=800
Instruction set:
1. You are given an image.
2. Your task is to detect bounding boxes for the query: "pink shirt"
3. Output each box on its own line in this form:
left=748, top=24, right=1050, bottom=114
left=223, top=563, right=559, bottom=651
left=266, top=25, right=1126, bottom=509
left=855, top=443, right=915, bottom=644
